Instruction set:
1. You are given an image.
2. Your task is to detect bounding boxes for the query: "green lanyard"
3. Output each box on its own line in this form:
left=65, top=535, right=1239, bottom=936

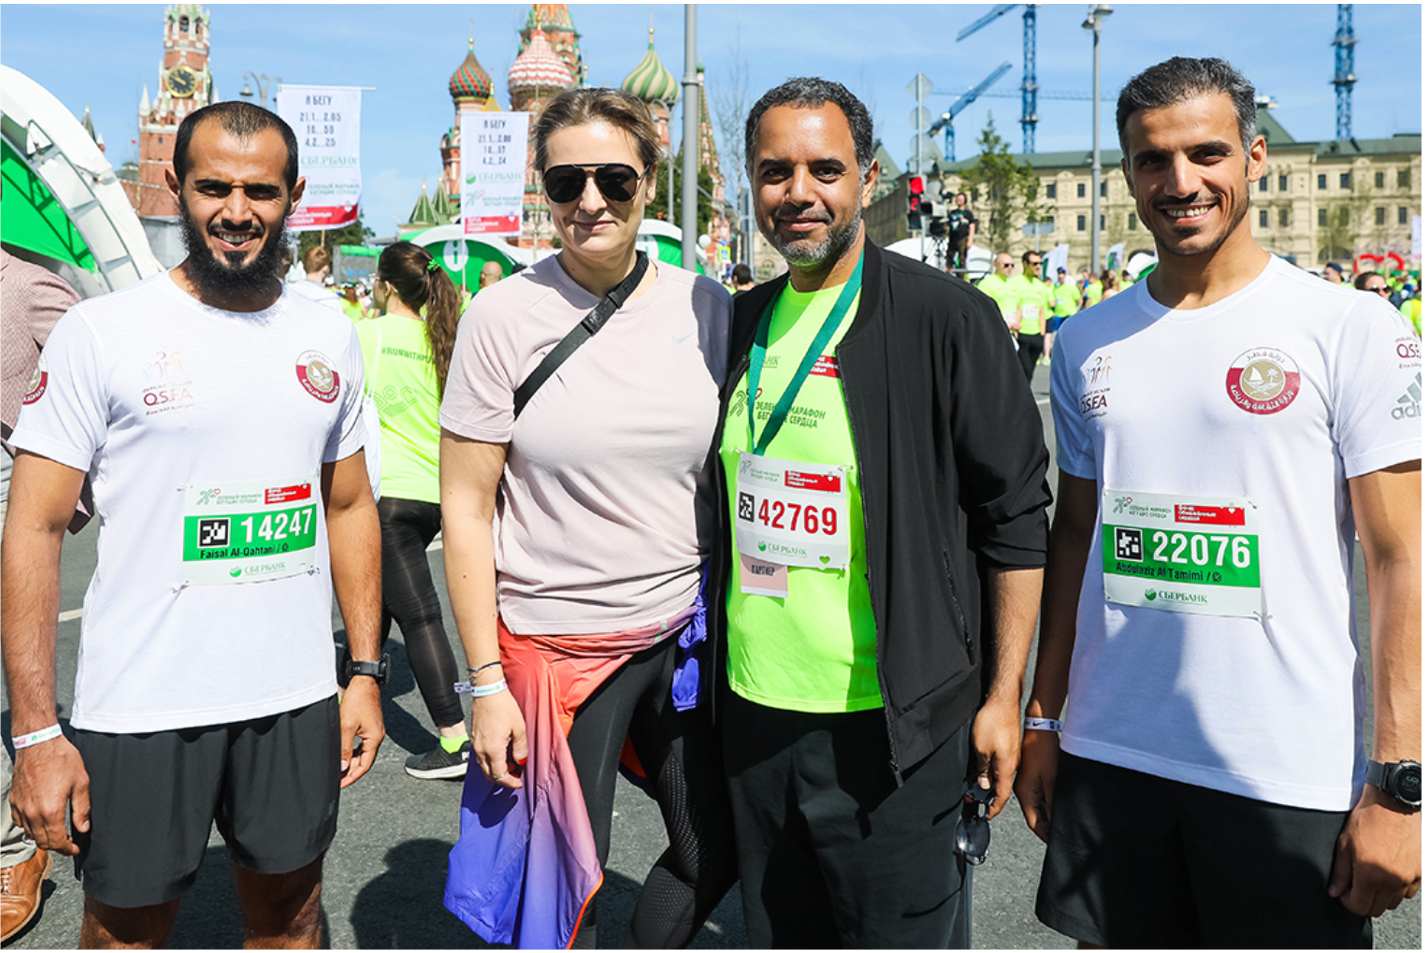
left=746, top=253, right=863, bottom=457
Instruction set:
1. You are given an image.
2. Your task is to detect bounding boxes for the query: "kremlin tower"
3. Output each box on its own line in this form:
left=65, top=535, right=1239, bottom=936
left=126, top=4, right=216, bottom=218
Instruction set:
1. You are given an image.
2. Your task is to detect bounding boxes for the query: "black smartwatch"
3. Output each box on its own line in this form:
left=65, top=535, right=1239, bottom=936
left=343, top=653, right=391, bottom=686
left=1365, top=759, right=1422, bottom=810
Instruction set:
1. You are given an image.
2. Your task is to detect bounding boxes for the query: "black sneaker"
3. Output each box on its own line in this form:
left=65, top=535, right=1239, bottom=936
left=405, top=741, right=471, bottom=780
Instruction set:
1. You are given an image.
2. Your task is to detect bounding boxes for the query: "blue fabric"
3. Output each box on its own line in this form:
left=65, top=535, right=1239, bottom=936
left=671, top=568, right=709, bottom=712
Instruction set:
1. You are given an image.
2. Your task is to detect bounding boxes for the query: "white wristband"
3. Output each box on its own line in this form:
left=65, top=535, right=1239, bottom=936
left=1024, top=717, right=1064, bottom=733
left=454, top=677, right=509, bottom=698
left=13, top=724, right=64, bottom=749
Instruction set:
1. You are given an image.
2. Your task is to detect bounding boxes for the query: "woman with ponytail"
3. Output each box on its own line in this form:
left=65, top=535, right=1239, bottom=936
left=355, top=241, right=470, bottom=778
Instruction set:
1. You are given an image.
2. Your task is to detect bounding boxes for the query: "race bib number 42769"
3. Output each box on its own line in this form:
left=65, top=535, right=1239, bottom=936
left=735, top=451, right=849, bottom=571
left=182, top=477, right=319, bottom=585
left=1101, top=488, right=1262, bottom=619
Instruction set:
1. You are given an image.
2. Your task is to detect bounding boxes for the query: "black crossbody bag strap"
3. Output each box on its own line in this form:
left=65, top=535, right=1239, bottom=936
left=512, top=252, right=650, bottom=420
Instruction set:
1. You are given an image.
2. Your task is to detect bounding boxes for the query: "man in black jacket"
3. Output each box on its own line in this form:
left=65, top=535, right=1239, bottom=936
left=709, top=77, right=1051, bottom=947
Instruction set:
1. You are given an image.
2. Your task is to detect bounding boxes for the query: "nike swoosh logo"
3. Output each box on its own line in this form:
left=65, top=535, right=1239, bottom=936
left=672, top=332, right=695, bottom=344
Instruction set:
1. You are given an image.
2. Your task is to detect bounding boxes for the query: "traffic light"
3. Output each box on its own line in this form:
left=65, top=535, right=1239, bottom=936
left=907, top=176, right=924, bottom=231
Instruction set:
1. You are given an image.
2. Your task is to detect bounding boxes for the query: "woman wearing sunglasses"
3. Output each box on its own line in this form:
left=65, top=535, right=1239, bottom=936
left=439, top=88, right=735, bottom=948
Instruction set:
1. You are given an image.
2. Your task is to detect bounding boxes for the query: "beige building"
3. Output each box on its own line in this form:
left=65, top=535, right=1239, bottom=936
left=929, top=110, right=1420, bottom=275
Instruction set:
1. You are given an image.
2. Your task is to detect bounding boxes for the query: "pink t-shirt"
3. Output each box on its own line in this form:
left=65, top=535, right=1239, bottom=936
left=440, top=256, right=730, bottom=634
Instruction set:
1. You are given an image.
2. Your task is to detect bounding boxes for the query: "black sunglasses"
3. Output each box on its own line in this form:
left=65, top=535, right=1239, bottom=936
left=543, top=163, right=648, bottom=205
left=954, top=783, right=993, bottom=865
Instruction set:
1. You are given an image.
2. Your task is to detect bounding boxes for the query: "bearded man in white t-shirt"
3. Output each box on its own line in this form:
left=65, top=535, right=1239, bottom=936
left=2, top=101, right=385, bottom=947
left=1018, top=56, right=1421, bottom=948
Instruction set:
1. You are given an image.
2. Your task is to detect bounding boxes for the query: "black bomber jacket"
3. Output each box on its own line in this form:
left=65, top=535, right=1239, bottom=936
left=705, top=240, right=1052, bottom=779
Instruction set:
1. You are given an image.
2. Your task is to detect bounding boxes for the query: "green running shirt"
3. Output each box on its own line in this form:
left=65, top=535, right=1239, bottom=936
left=357, top=315, right=441, bottom=503
left=720, top=283, right=880, bottom=713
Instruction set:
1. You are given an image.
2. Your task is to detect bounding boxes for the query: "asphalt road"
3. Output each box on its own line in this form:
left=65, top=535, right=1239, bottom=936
left=3, top=364, right=1420, bottom=949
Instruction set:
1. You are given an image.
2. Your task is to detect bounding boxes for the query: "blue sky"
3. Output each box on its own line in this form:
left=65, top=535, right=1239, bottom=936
left=3, top=3, right=1420, bottom=238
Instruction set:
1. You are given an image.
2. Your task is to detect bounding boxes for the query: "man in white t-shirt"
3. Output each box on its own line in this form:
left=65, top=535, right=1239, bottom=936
left=1018, top=56, right=1420, bottom=947
left=2, top=102, right=384, bottom=947
left=287, top=245, right=344, bottom=314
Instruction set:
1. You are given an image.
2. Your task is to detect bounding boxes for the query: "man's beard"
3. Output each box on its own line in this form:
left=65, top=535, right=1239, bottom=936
left=179, top=201, right=289, bottom=300
left=767, top=202, right=863, bottom=270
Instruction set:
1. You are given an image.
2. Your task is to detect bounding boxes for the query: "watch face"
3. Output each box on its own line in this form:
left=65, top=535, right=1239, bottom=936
left=167, top=66, right=198, bottom=98
left=1399, top=765, right=1422, bottom=805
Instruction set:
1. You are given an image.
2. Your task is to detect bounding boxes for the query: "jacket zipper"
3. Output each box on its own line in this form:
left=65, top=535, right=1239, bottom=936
left=836, top=339, right=903, bottom=782
left=942, top=549, right=974, bottom=664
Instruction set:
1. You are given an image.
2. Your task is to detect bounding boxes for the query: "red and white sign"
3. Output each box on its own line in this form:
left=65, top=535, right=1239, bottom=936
left=460, top=112, right=530, bottom=237
left=276, top=86, right=363, bottom=233
left=1174, top=504, right=1247, bottom=526
left=265, top=483, right=313, bottom=505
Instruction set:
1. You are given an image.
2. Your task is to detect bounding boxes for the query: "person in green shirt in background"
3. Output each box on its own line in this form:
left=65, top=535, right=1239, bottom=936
left=977, top=252, right=1022, bottom=334
left=1046, top=266, right=1079, bottom=361
left=1006, top=250, right=1052, bottom=382
left=356, top=241, right=472, bottom=779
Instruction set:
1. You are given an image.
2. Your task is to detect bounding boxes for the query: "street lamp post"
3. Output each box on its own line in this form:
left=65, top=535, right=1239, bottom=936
left=239, top=71, right=282, bottom=111
left=1082, top=4, right=1111, bottom=274
left=681, top=4, right=699, bottom=271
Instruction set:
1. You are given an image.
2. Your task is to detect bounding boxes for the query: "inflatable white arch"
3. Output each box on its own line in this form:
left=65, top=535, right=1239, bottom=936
left=2, top=64, right=162, bottom=295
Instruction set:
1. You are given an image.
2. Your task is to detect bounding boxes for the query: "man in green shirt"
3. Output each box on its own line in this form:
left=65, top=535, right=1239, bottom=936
left=1080, top=271, right=1104, bottom=310
left=977, top=252, right=1022, bottom=332
left=1005, top=251, right=1052, bottom=382
left=712, top=76, right=1050, bottom=948
left=1046, top=267, right=1080, bottom=361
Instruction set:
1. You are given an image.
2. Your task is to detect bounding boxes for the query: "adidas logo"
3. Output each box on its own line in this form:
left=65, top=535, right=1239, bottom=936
left=1392, top=373, right=1421, bottom=420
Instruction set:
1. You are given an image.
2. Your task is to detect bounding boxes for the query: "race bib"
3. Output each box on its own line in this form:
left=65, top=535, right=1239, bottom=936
left=735, top=451, right=849, bottom=573
left=1022, top=303, right=1041, bottom=322
left=182, top=477, right=319, bottom=585
left=1101, top=488, right=1262, bottom=619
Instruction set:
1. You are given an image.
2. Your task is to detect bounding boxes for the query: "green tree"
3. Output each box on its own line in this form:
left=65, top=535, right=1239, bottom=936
left=956, top=116, right=1045, bottom=255
left=645, top=154, right=716, bottom=239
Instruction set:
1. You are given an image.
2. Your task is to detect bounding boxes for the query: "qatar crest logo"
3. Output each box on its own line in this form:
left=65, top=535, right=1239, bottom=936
left=296, top=349, right=340, bottom=403
left=1225, top=348, right=1300, bottom=415
left=22, top=356, right=48, bottom=405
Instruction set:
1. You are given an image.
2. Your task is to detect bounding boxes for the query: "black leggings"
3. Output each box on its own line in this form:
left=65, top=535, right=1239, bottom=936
left=376, top=497, right=463, bottom=729
left=565, top=635, right=738, bottom=948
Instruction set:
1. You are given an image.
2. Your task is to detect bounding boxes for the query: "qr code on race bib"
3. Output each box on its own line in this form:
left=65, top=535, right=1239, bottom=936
left=737, top=492, right=756, bottom=522
left=1114, top=527, right=1143, bottom=562
left=198, top=517, right=230, bottom=548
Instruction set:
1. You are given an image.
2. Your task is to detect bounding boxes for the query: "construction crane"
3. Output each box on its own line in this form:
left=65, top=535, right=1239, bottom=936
left=956, top=3, right=1039, bottom=153
left=928, top=61, right=1013, bottom=161
left=1332, top=4, right=1356, bottom=140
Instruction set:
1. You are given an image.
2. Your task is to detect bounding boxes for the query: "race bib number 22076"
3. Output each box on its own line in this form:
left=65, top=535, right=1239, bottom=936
left=1101, top=488, right=1262, bottom=619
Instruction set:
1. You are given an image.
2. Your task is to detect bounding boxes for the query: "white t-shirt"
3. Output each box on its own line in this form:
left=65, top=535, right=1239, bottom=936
left=1050, top=256, right=1421, bottom=811
left=287, top=278, right=345, bottom=314
left=10, top=272, right=367, bottom=733
left=439, top=256, right=729, bottom=634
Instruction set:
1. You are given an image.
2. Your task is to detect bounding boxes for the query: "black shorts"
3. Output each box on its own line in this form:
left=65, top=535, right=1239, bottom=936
left=73, top=696, right=340, bottom=909
left=1036, top=751, right=1371, bottom=948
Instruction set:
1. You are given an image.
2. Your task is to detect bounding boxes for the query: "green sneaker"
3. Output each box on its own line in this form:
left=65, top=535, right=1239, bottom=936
left=404, top=741, right=471, bottom=780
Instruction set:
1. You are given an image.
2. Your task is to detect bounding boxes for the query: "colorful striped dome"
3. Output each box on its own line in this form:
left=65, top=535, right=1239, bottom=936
left=508, top=28, right=574, bottom=95
left=621, top=30, right=679, bottom=105
left=449, top=40, right=493, bottom=101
